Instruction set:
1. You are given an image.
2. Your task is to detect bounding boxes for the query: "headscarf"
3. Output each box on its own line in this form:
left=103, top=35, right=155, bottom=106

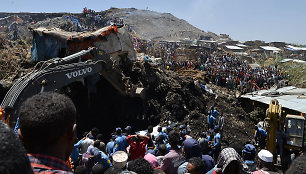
left=215, top=148, right=249, bottom=174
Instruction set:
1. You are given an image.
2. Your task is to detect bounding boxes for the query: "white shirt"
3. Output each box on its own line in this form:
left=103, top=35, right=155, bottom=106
left=80, top=138, right=94, bottom=154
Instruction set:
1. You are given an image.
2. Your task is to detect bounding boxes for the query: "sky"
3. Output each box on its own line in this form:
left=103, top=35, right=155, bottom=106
left=1, top=0, right=306, bottom=45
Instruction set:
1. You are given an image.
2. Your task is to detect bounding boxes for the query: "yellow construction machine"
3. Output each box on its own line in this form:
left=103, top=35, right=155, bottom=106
left=263, top=99, right=305, bottom=162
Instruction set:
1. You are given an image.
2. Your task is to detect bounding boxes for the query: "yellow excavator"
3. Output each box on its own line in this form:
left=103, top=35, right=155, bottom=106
left=263, top=99, right=305, bottom=164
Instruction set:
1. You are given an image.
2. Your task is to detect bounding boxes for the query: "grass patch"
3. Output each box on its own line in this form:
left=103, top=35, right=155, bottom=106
left=280, top=62, right=306, bottom=87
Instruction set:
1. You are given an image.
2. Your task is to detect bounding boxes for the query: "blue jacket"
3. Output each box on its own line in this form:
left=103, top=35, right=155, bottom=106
left=157, top=132, right=168, bottom=141
left=97, top=151, right=112, bottom=170
left=113, top=134, right=128, bottom=153
left=70, top=139, right=83, bottom=163
left=207, top=115, right=216, bottom=125
left=255, top=128, right=267, bottom=140
left=106, top=141, right=115, bottom=156
left=211, top=110, right=219, bottom=117
left=214, top=133, right=221, bottom=148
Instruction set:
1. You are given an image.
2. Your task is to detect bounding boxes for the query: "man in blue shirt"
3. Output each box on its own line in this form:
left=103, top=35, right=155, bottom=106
left=212, top=126, right=221, bottom=161
left=211, top=109, right=219, bottom=118
left=70, top=138, right=83, bottom=168
left=106, top=134, right=116, bottom=157
left=113, top=127, right=129, bottom=153
left=242, top=144, right=257, bottom=172
left=94, top=142, right=112, bottom=170
left=255, top=126, right=267, bottom=149
left=157, top=126, right=168, bottom=142
left=207, top=114, right=216, bottom=129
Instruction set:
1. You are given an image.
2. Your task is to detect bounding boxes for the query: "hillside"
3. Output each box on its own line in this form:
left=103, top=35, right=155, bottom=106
left=0, top=8, right=218, bottom=42
left=103, top=8, right=218, bottom=41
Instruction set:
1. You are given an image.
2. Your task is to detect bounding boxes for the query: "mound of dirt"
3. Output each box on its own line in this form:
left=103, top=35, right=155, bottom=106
left=103, top=8, right=218, bottom=41
left=31, top=17, right=78, bottom=31
left=128, top=62, right=254, bottom=147
left=0, top=34, right=32, bottom=83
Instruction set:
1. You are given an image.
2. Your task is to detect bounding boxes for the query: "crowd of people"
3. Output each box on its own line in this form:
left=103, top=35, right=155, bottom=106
left=1, top=91, right=300, bottom=174
left=163, top=50, right=285, bottom=94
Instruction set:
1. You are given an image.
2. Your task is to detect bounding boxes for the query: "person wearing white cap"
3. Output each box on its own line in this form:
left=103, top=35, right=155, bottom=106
left=253, top=149, right=278, bottom=174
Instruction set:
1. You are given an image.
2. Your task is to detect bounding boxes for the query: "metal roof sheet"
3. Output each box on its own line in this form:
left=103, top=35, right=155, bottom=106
left=225, top=45, right=243, bottom=50
left=260, top=46, right=281, bottom=51
left=241, top=86, right=306, bottom=113
left=286, top=45, right=306, bottom=51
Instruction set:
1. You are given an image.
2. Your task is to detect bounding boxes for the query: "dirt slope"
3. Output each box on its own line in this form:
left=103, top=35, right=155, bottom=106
left=104, top=8, right=218, bottom=41
left=127, top=62, right=254, bottom=147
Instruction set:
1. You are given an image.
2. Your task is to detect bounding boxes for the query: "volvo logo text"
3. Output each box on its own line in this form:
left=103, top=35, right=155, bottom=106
left=65, top=67, right=93, bottom=79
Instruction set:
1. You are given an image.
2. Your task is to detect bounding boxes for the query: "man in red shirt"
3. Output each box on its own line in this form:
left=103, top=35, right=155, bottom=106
left=126, top=134, right=149, bottom=160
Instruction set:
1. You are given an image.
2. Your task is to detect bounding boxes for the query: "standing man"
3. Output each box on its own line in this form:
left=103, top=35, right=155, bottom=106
left=210, top=126, right=221, bottom=161
left=255, top=125, right=267, bottom=149
left=218, top=112, right=225, bottom=133
left=113, top=127, right=128, bottom=153
left=80, top=132, right=94, bottom=154
left=126, top=134, right=150, bottom=160
left=160, top=130, right=185, bottom=174
left=146, top=125, right=155, bottom=151
left=106, top=134, right=116, bottom=157
left=124, top=126, right=132, bottom=136
left=18, top=92, right=77, bottom=173
left=198, top=132, right=209, bottom=155
left=207, top=114, right=216, bottom=130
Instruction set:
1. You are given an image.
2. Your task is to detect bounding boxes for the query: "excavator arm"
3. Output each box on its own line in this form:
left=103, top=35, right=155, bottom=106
left=265, top=99, right=282, bottom=158
left=1, top=47, right=133, bottom=126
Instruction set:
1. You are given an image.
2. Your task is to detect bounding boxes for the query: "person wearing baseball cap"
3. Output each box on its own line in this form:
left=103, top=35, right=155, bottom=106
left=106, top=133, right=116, bottom=157
left=211, top=125, right=221, bottom=161
left=178, top=138, right=214, bottom=174
left=253, top=149, right=278, bottom=174
left=242, top=144, right=257, bottom=172
left=113, top=127, right=129, bottom=154
left=124, top=126, right=132, bottom=136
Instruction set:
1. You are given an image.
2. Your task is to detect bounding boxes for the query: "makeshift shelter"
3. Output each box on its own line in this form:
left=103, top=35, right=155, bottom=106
left=285, top=45, right=306, bottom=51
left=224, top=45, right=244, bottom=53
left=31, top=25, right=136, bottom=62
left=260, top=46, right=281, bottom=56
left=236, top=44, right=248, bottom=48
left=285, top=45, right=306, bottom=59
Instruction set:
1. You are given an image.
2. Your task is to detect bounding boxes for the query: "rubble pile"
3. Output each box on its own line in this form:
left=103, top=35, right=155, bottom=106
left=0, top=34, right=31, bottom=83
left=31, top=17, right=80, bottom=31
left=30, top=15, right=106, bottom=32
left=129, top=62, right=254, bottom=147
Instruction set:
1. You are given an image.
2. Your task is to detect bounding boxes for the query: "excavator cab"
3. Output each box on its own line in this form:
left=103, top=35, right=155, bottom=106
left=285, top=115, right=305, bottom=148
